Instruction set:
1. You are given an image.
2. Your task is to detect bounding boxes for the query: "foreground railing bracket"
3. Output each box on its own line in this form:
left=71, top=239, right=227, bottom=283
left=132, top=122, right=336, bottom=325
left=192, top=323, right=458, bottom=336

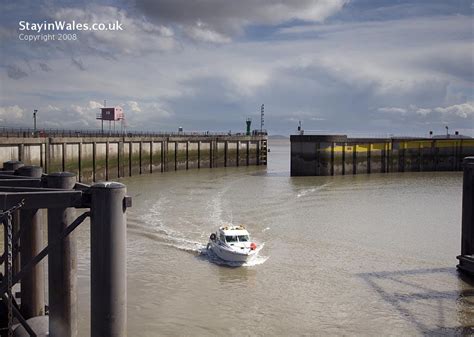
left=0, top=162, right=131, bottom=337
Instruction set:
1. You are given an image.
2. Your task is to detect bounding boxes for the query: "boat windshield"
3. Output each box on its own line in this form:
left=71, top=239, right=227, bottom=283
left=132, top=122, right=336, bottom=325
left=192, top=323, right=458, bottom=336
left=238, top=235, right=249, bottom=242
left=226, top=235, right=238, bottom=242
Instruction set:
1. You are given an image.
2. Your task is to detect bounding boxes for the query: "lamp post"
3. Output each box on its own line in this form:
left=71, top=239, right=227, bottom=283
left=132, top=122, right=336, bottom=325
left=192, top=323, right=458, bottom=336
left=33, top=109, right=38, bottom=134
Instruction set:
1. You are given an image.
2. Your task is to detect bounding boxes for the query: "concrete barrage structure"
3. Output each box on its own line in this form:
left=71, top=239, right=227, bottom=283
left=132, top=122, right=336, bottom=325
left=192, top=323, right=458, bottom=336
left=291, top=135, right=474, bottom=176
left=0, top=135, right=268, bottom=182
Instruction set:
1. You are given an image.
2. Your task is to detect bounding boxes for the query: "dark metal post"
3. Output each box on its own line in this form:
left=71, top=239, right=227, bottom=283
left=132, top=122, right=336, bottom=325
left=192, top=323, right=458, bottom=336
left=186, top=141, right=189, bottom=170
left=150, top=141, right=153, bottom=173
left=387, top=142, right=391, bottom=173
left=161, top=140, right=165, bottom=172
left=106, top=141, right=110, bottom=180
left=90, top=182, right=127, bottom=337
left=128, top=142, right=132, bottom=176
left=330, top=142, right=335, bottom=176
left=78, top=142, right=82, bottom=182
left=45, top=138, right=51, bottom=174
left=352, top=145, right=357, bottom=175
left=209, top=140, right=214, bottom=168
left=367, top=143, right=371, bottom=174
left=256, top=141, right=260, bottom=166
left=33, top=109, right=37, bottom=134
left=461, top=157, right=474, bottom=256
left=18, top=144, right=24, bottom=162
left=118, top=141, right=123, bottom=178
left=224, top=141, right=228, bottom=167
left=246, top=140, right=250, bottom=166
left=197, top=141, right=201, bottom=169
left=174, top=142, right=178, bottom=171
left=139, top=141, right=143, bottom=174
left=17, top=165, right=45, bottom=319
left=381, top=143, right=386, bottom=173
left=236, top=141, right=240, bottom=167
left=92, top=142, right=97, bottom=182
left=46, top=172, right=77, bottom=337
left=62, top=143, right=67, bottom=172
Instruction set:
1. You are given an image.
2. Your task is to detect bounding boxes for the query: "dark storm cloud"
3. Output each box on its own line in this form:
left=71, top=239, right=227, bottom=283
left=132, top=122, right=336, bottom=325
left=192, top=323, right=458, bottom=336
left=71, top=57, right=86, bottom=71
left=6, top=64, right=28, bottom=79
left=0, top=0, right=472, bottom=135
left=133, top=0, right=349, bottom=41
left=39, top=62, right=52, bottom=72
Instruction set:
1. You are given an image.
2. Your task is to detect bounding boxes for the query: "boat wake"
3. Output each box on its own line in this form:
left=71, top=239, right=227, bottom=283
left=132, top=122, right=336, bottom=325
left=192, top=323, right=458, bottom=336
left=296, top=182, right=332, bottom=198
left=130, top=223, right=268, bottom=267
left=130, top=198, right=269, bottom=267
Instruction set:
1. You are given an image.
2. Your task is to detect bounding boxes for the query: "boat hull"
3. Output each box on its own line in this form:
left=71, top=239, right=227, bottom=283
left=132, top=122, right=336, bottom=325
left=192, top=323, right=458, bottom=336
left=208, top=241, right=255, bottom=263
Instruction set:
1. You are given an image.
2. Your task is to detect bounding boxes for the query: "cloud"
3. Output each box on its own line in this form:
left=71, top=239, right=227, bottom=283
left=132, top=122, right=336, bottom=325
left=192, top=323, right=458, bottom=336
left=135, top=0, right=349, bottom=42
left=52, top=5, right=177, bottom=56
left=88, top=101, right=103, bottom=110
left=184, top=22, right=231, bottom=44
left=416, top=108, right=431, bottom=116
left=434, top=102, right=474, bottom=118
left=229, top=68, right=271, bottom=97
left=127, top=101, right=141, bottom=112
left=46, top=104, right=60, bottom=111
left=71, top=57, right=86, bottom=71
left=6, top=65, right=28, bottom=79
left=30, top=101, right=104, bottom=128
left=147, top=102, right=172, bottom=118
left=377, top=102, right=474, bottom=120
left=0, top=1, right=472, bottom=135
left=0, top=105, right=24, bottom=119
left=377, top=107, right=408, bottom=115
left=38, top=63, right=52, bottom=72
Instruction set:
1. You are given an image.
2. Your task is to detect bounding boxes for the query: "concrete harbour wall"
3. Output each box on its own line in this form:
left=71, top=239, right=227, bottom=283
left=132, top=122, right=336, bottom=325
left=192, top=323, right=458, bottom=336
left=0, top=135, right=267, bottom=182
left=291, top=135, right=474, bottom=176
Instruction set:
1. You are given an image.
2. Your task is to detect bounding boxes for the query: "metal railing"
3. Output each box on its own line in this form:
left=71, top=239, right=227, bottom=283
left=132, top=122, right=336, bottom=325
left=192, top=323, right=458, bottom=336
left=0, top=126, right=266, bottom=139
left=293, top=130, right=468, bottom=139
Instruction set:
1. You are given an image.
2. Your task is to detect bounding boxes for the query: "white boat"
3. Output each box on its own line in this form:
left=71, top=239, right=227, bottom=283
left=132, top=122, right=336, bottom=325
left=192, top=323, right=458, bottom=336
left=207, top=225, right=258, bottom=263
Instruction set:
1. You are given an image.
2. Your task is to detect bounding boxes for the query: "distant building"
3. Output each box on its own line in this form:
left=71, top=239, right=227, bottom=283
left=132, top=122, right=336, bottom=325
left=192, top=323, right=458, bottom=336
left=98, top=107, right=124, bottom=121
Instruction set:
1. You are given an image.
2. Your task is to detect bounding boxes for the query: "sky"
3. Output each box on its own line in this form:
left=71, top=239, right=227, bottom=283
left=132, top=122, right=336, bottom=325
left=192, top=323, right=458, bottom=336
left=0, top=0, right=472, bottom=136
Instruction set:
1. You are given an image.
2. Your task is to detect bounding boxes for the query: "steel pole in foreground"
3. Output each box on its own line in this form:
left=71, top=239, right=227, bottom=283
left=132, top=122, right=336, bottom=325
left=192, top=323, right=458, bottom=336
left=90, top=182, right=127, bottom=337
left=17, top=165, right=45, bottom=319
left=461, top=157, right=474, bottom=256
left=46, top=172, right=77, bottom=337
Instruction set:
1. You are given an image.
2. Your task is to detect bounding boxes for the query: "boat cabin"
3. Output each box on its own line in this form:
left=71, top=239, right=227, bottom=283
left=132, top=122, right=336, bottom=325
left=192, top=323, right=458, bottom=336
left=218, top=225, right=250, bottom=244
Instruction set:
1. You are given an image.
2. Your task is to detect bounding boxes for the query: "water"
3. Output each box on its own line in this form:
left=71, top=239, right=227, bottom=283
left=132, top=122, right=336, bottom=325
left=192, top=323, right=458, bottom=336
left=76, top=139, right=474, bottom=336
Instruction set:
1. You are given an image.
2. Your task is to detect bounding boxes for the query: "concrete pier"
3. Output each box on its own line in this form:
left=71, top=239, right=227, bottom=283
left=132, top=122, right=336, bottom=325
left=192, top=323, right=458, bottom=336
left=291, top=135, right=474, bottom=176
left=0, top=135, right=267, bottom=182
